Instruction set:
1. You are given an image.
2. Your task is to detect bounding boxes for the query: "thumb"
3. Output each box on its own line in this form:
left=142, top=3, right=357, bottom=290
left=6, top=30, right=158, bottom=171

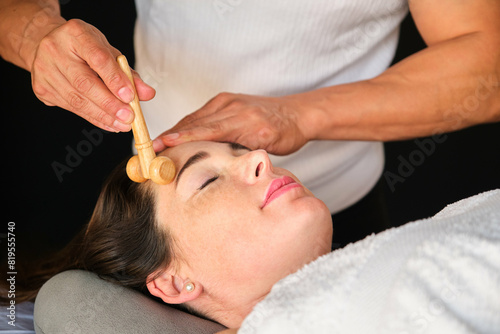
left=131, top=70, right=156, bottom=101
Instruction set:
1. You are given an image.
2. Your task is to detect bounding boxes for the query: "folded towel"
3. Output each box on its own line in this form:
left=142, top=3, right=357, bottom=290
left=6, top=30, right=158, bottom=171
left=240, top=189, right=500, bottom=334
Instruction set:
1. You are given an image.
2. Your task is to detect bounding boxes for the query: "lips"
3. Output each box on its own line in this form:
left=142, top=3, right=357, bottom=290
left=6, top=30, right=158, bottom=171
left=261, top=176, right=302, bottom=209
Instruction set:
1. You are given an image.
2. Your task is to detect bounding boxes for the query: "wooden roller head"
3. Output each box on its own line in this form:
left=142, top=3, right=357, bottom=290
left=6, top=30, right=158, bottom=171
left=149, top=156, right=176, bottom=185
left=126, top=155, right=147, bottom=183
left=117, top=55, right=176, bottom=185
left=126, top=155, right=176, bottom=185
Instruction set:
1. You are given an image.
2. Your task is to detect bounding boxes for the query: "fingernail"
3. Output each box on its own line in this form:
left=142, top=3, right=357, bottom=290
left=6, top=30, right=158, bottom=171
left=116, top=108, right=134, bottom=123
left=118, top=87, right=134, bottom=103
left=112, top=120, right=132, bottom=132
left=163, top=133, right=180, bottom=140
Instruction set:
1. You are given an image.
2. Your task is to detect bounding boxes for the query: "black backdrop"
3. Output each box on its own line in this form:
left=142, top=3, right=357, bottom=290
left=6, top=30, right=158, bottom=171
left=3, top=1, right=500, bottom=264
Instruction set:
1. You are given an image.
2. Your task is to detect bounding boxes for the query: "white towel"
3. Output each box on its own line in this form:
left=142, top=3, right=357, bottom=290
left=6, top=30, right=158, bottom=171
left=239, top=189, right=500, bottom=334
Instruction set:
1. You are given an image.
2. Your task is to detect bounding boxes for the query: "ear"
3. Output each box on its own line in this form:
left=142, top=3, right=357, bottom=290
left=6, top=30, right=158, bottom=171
left=146, top=272, right=202, bottom=304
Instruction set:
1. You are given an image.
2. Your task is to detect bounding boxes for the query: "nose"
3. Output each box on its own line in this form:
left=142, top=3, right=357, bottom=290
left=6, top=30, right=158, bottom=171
left=234, top=149, right=272, bottom=184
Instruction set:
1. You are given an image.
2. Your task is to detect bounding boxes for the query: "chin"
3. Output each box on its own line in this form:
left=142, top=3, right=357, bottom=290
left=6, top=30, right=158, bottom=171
left=277, top=196, right=333, bottom=256
left=293, top=196, right=331, bottom=222
left=271, top=193, right=330, bottom=224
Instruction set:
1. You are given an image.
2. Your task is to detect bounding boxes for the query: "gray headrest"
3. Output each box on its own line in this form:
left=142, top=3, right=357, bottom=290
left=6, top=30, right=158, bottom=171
left=34, top=270, right=225, bottom=333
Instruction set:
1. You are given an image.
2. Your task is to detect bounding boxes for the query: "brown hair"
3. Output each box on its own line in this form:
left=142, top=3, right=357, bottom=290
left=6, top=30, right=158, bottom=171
left=0, top=158, right=174, bottom=304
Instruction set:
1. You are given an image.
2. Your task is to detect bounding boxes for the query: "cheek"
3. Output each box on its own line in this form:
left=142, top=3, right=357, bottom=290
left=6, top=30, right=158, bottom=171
left=184, top=181, right=258, bottom=219
left=175, top=190, right=258, bottom=254
left=154, top=185, right=253, bottom=270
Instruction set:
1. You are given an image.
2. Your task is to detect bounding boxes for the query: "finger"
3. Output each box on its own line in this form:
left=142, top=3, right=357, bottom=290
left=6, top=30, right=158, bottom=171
left=176, top=92, right=237, bottom=126
left=32, top=20, right=135, bottom=131
left=154, top=115, right=251, bottom=151
left=152, top=98, right=251, bottom=151
left=65, top=62, right=134, bottom=125
left=33, top=61, right=121, bottom=131
left=46, top=67, right=132, bottom=132
left=68, top=20, right=136, bottom=105
left=152, top=121, right=226, bottom=152
left=131, top=69, right=156, bottom=101
left=36, top=82, right=119, bottom=132
left=155, top=127, right=221, bottom=151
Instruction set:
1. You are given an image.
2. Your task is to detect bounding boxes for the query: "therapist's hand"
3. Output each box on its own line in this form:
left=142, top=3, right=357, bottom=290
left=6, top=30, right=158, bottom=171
left=28, top=19, right=155, bottom=132
left=153, top=92, right=312, bottom=156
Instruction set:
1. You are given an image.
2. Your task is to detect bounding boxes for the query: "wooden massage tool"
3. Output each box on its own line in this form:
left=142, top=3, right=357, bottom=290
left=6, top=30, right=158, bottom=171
left=117, top=55, right=176, bottom=185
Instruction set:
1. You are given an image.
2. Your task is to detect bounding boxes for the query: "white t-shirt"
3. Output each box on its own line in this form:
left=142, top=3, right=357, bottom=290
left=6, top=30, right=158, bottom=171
left=133, top=0, right=408, bottom=213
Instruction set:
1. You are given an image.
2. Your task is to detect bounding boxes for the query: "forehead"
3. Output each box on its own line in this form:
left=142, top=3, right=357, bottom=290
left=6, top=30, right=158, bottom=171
left=158, top=141, right=224, bottom=163
left=158, top=141, right=250, bottom=165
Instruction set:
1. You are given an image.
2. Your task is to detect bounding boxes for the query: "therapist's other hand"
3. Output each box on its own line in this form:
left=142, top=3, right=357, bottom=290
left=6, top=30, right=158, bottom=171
left=153, top=92, right=312, bottom=156
left=29, top=19, right=155, bottom=132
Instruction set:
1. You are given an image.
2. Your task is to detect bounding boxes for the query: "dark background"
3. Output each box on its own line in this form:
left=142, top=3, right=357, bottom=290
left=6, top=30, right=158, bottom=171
left=3, top=1, right=500, bottom=264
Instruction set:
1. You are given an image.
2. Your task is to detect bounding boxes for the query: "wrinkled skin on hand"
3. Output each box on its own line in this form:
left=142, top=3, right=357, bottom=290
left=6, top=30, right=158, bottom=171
left=29, top=19, right=155, bottom=132
left=153, top=92, right=311, bottom=156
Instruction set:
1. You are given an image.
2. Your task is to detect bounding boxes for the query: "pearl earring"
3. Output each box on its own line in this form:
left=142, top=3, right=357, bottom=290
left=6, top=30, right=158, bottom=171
left=185, top=282, right=195, bottom=292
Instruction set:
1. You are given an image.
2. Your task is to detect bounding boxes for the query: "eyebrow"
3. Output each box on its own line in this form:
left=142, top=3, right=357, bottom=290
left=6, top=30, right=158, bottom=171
left=227, top=142, right=251, bottom=151
left=175, top=151, right=210, bottom=187
left=175, top=142, right=251, bottom=187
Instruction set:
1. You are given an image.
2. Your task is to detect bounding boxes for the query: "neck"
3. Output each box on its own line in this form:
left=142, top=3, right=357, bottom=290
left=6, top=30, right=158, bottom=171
left=191, top=289, right=268, bottom=328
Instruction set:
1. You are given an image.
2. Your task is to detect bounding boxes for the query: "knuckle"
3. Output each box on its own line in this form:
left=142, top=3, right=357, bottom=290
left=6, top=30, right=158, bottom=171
left=63, top=19, right=87, bottom=36
left=181, top=113, right=198, bottom=125
left=67, top=91, right=88, bottom=110
left=80, top=107, right=113, bottom=128
left=246, top=107, right=264, bottom=120
left=31, top=80, right=47, bottom=97
left=106, top=72, right=122, bottom=89
left=211, top=91, right=232, bottom=105
left=226, top=98, right=245, bottom=109
left=93, top=110, right=111, bottom=124
left=73, top=74, right=95, bottom=94
left=258, top=126, right=275, bottom=141
left=208, top=121, right=225, bottom=134
left=87, top=47, right=110, bottom=69
left=37, top=95, right=55, bottom=107
left=37, top=34, right=58, bottom=54
left=99, top=95, right=118, bottom=112
left=216, top=91, right=232, bottom=100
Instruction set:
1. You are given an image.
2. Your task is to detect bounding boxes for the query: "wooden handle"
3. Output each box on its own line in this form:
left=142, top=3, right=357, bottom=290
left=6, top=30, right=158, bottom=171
left=117, top=55, right=175, bottom=185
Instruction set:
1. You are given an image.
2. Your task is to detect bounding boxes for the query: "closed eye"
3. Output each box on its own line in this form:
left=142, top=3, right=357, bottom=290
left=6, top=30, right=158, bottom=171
left=198, top=176, right=219, bottom=190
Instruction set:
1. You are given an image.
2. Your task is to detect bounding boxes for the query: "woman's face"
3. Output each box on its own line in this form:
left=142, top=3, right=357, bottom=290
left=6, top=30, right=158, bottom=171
left=153, top=141, right=332, bottom=312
